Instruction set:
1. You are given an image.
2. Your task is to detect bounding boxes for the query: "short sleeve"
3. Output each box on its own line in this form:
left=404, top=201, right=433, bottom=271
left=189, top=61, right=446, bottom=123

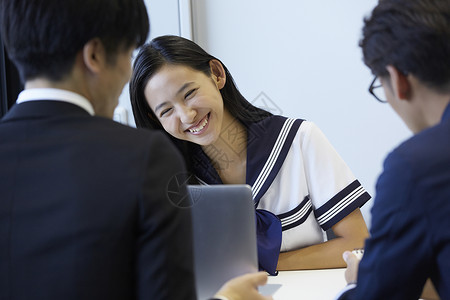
left=300, top=121, right=371, bottom=230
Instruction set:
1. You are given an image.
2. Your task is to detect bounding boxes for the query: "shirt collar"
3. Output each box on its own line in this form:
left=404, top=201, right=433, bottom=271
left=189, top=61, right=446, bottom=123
left=17, top=88, right=95, bottom=116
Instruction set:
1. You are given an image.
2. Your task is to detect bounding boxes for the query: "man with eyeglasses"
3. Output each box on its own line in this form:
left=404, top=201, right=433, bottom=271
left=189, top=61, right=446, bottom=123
left=336, top=0, right=450, bottom=299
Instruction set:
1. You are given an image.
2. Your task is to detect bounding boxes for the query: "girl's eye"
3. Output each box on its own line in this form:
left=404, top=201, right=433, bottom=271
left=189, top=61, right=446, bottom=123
left=184, top=88, right=198, bottom=99
left=160, top=107, right=172, bottom=117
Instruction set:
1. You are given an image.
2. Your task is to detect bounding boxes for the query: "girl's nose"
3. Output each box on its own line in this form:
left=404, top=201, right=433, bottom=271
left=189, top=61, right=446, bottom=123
left=179, top=105, right=197, bottom=124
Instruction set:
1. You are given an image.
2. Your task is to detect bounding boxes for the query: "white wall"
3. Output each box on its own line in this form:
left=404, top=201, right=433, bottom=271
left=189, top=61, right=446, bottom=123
left=116, top=0, right=181, bottom=127
left=118, top=0, right=412, bottom=227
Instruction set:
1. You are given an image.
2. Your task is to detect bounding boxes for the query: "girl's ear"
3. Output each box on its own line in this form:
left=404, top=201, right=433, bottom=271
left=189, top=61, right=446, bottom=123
left=386, top=65, right=411, bottom=101
left=209, top=59, right=226, bottom=89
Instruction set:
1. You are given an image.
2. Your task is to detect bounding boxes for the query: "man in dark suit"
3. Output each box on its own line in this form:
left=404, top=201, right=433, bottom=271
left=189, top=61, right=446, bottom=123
left=337, top=0, right=450, bottom=299
left=0, top=1, right=271, bottom=299
left=0, top=1, right=198, bottom=299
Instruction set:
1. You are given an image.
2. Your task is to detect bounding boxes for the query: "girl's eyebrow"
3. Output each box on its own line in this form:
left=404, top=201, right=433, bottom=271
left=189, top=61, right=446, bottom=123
left=154, top=101, right=169, bottom=113
left=176, top=82, right=194, bottom=96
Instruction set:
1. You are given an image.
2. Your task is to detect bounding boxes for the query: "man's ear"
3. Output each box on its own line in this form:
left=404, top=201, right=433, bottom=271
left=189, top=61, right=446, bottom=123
left=82, top=38, right=106, bottom=74
left=386, top=65, right=411, bottom=100
left=209, top=59, right=226, bottom=89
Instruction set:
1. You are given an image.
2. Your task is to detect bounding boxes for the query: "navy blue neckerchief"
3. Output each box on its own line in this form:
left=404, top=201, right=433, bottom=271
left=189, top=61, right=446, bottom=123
left=191, top=115, right=303, bottom=275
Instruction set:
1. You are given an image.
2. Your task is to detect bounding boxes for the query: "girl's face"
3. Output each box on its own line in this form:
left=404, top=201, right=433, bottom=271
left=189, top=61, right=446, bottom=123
left=144, top=61, right=228, bottom=146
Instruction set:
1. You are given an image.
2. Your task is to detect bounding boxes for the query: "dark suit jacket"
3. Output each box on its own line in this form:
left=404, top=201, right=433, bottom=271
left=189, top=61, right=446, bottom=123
left=338, top=103, right=450, bottom=299
left=0, top=100, right=197, bottom=299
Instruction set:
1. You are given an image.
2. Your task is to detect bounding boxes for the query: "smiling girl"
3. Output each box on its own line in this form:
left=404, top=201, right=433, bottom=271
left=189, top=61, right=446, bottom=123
left=129, top=35, right=370, bottom=274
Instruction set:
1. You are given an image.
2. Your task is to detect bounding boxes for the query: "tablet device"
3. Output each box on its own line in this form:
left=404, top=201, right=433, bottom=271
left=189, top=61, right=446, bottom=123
left=188, top=184, right=259, bottom=300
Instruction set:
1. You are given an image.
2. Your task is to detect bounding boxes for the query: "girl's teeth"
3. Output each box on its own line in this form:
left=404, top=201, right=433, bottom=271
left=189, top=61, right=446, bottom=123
left=189, top=116, right=208, bottom=133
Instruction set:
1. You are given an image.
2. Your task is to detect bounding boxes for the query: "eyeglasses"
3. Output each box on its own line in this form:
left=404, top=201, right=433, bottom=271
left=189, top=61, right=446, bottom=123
left=368, top=76, right=387, bottom=103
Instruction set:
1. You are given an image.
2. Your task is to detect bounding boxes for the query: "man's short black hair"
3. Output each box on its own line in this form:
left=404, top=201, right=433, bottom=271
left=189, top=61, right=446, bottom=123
left=0, top=0, right=149, bottom=82
left=360, top=0, right=450, bottom=93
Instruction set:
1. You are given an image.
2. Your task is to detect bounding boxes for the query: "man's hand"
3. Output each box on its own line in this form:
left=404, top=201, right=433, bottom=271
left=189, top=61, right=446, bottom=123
left=343, top=251, right=361, bottom=284
left=214, top=272, right=273, bottom=300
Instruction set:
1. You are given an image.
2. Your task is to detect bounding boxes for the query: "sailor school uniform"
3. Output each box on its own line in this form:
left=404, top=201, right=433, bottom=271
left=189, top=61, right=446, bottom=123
left=192, top=115, right=371, bottom=275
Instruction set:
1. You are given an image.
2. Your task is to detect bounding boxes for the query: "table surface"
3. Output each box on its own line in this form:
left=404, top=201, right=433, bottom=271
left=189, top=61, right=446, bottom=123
left=265, top=269, right=429, bottom=300
left=264, top=268, right=347, bottom=300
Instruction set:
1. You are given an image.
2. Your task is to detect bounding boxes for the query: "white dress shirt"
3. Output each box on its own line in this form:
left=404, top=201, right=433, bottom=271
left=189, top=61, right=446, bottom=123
left=17, top=88, right=95, bottom=116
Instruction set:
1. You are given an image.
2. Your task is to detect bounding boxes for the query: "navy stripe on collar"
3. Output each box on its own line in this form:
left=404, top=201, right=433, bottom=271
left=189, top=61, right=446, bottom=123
left=246, top=116, right=303, bottom=205
left=278, top=196, right=313, bottom=231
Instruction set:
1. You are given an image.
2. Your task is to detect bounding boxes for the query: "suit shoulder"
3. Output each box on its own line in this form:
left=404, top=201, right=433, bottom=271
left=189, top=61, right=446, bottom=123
left=90, top=117, right=169, bottom=144
left=392, top=121, right=449, bottom=167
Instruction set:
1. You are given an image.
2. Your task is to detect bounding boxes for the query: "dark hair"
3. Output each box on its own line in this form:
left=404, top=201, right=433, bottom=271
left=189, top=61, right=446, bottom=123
left=360, top=0, right=450, bottom=93
left=0, top=0, right=149, bottom=82
left=129, top=35, right=271, bottom=180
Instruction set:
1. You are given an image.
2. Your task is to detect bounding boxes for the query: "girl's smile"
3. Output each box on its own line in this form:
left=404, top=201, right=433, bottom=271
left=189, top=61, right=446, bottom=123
left=186, top=113, right=210, bottom=134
